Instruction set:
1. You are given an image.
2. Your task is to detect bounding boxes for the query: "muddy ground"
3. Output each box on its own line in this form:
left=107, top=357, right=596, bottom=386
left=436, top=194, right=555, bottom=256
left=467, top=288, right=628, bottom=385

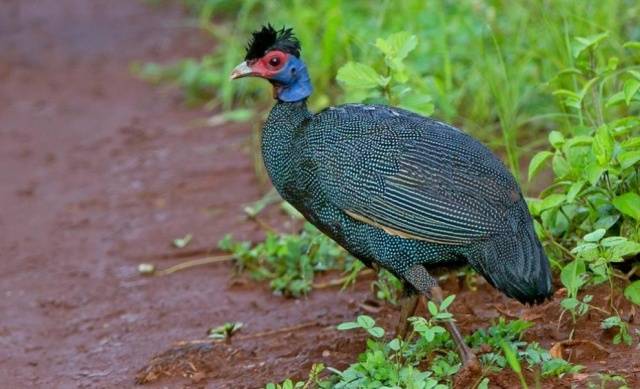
left=1, top=1, right=638, bottom=388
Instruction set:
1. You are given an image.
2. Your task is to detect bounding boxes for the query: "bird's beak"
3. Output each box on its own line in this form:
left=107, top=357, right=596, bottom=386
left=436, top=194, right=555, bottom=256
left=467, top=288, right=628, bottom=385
left=230, top=61, right=254, bottom=80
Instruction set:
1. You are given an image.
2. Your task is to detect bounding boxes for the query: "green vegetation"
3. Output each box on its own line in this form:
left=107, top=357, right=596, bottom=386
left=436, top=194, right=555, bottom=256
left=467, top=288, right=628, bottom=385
left=266, top=309, right=581, bottom=388
left=525, top=32, right=640, bottom=342
left=219, top=222, right=357, bottom=297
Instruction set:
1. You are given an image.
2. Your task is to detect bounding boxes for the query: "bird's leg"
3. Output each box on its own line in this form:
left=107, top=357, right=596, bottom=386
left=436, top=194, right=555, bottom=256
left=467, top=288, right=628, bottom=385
left=394, top=293, right=419, bottom=340
left=403, top=265, right=478, bottom=367
left=428, top=286, right=477, bottom=366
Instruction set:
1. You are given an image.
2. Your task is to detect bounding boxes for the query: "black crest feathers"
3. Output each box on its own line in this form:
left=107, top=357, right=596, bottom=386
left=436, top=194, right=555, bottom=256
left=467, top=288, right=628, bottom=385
left=245, top=24, right=301, bottom=60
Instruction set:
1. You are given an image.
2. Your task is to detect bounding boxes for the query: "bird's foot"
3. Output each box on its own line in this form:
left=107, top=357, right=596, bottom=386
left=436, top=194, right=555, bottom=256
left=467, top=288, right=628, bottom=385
left=453, top=353, right=481, bottom=389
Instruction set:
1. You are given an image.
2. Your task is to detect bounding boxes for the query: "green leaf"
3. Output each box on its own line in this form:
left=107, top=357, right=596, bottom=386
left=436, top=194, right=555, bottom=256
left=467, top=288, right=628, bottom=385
left=375, top=32, right=418, bottom=62
left=427, top=301, right=438, bottom=316
left=388, top=338, right=401, bottom=351
left=608, top=239, right=640, bottom=258
left=584, top=161, right=605, bottom=185
left=337, top=321, right=360, bottom=331
left=622, top=137, right=640, bottom=149
left=592, top=125, right=613, bottom=166
left=356, top=315, right=376, bottom=329
left=440, top=294, right=455, bottom=310
left=618, top=150, right=640, bottom=169
left=560, top=260, right=587, bottom=293
left=561, top=297, right=579, bottom=310
left=399, top=93, right=434, bottom=116
left=566, top=180, right=585, bottom=203
left=500, top=340, right=522, bottom=374
left=623, top=79, right=640, bottom=105
left=528, top=151, right=553, bottom=181
left=624, top=41, right=640, bottom=50
left=628, top=69, right=640, bottom=81
left=539, top=193, right=566, bottom=211
left=564, top=135, right=593, bottom=150
left=336, top=62, right=386, bottom=90
left=612, top=192, right=640, bottom=221
left=552, top=153, right=571, bottom=178
left=368, top=326, right=385, bottom=338
left=605, top=91, right=625, bottom=107
left=548, top=131, right=565, bottom=148
left=624, top=281, right=640, bottom=305
left=583, top=228, right=606, bottom=242
left=572, top=32, right=609, bottom=58
left=593, top=214, right=620, bottom=230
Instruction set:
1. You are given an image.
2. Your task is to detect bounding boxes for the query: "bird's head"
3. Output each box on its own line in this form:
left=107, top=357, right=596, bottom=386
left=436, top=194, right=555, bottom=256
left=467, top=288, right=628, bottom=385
left=231, top=25, right=312, bottom=102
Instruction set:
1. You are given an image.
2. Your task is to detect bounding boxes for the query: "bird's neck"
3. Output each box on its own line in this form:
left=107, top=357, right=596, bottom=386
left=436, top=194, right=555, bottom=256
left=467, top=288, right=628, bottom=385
left=272, top=57, right=313, bottom=102
left=261, top=100, right=312, bottom=192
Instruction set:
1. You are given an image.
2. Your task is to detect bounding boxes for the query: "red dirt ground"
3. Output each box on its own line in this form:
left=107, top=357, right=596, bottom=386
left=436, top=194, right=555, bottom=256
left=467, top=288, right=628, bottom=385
left=1, top=1, right=638, bottom=388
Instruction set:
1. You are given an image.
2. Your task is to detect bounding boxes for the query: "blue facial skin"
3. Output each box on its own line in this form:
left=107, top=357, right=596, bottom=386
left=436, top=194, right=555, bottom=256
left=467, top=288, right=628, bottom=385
left=270, top=55, right=313, bottom=102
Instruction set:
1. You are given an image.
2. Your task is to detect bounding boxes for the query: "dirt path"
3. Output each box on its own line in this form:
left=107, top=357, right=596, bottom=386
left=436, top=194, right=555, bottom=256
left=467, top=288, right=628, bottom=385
left=2, top=1, right=639, bottom=388
left=0, top=1, right=371, bottom=387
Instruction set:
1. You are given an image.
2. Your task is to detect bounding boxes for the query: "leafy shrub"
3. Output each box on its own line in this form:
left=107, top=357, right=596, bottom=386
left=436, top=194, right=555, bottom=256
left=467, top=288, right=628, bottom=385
left=527, top=32, right=640, bottom=313
left=336, top=32, right=434, bottom=116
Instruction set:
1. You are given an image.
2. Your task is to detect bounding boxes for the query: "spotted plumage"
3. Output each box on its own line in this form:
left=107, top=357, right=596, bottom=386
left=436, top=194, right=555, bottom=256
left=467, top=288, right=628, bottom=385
left=262, top=102, right=553, bottom=304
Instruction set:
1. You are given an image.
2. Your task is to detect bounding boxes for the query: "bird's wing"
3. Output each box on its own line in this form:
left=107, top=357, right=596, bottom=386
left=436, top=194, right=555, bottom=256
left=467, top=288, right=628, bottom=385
left=314, top=105, right=521, bottom=245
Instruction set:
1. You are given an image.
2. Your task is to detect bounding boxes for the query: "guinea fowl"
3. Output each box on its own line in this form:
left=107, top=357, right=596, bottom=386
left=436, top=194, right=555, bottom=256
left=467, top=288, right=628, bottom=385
left=231, top=25, right=553, bottom=367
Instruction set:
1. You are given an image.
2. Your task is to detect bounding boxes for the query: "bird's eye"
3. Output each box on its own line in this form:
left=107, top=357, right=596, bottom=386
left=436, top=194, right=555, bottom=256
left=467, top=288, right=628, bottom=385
left=269, top=57, right=281, bottom=67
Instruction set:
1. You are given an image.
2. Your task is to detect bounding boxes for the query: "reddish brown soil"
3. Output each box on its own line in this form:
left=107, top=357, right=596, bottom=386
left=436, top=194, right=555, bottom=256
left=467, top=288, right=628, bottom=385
left=1, top=1, right=638, bottom=388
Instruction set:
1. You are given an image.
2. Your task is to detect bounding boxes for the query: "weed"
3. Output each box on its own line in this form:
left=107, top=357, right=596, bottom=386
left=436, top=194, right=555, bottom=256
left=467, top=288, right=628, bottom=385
left=207, top=321, right=243, bottom=340
left=219, top=222, right=354, bottom=297
left=371, top=269, right=403, bottom=305
left=601, top=315, right=632, bottom=345
left=587, top=373, right=629, bottom=389
left=265, top=363, right=325, bottom=389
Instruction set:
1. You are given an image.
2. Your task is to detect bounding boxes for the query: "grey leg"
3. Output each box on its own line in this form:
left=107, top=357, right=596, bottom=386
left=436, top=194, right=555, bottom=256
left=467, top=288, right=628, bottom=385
left=394, top=293, right=419, bottom=339
left=429, top=286, right=477, bottom=366
left=404, top=265, right=478, bottom=367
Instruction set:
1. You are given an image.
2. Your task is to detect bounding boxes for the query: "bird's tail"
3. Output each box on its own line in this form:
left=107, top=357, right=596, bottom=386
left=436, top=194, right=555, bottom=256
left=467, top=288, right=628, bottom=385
left=467, top=205, right=553, bottom=304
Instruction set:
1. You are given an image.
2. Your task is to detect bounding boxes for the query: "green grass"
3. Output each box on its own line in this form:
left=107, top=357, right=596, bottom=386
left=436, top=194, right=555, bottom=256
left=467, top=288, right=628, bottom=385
left=139, top=0, right=638, bottom=172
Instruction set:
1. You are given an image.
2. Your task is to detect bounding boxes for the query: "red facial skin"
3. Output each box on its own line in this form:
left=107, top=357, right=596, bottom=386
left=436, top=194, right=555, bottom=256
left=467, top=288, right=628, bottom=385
left=248, top=50, right=287, bottom=78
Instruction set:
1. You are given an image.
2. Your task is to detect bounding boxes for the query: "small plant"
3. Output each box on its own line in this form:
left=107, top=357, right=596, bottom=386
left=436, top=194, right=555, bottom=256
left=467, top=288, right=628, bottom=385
left=586, top=373, right=629, bottom=389
left=520, top=342, right=583, bottom=378
left=601, top=315, right=632, bottom=345
left=332, top=312, right=451, bottom=388
left=337, top=315, right=386, bottom=338
left=265, top=363, right=326, bottom=389
left=207, top=321, right=243, bottom=340
left=172, top=233, right=193, bottom=249
left=336, top=31, right=434, bottom=116
left=558, top=258, right=592, bottom=327
left=371, top=269, right=403, bottom=305
left=219, top=222, right=354, bottom=297
left=501, top=340, right=528, bottom=389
